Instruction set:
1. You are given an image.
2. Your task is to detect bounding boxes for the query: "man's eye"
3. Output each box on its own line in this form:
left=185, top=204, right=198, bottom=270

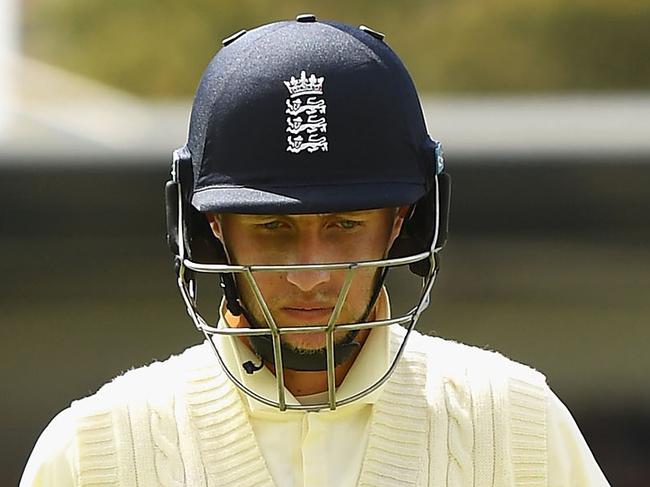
left=259, top=220, right=284, bottom=230
left=336, top=220, right=361, bottom=230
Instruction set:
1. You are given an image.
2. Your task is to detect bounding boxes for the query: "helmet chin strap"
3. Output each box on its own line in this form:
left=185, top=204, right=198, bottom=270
left=221, top=267, right=389, bottom=373
left=246, top=331, right=362, bottom=372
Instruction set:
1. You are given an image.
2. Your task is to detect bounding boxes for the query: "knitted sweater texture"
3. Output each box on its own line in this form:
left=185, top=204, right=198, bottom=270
left=70, top=329, right=548, bottom=487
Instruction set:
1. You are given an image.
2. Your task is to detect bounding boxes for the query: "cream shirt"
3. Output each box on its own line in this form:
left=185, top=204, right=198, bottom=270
left=21, top=292, right=610, bottom=486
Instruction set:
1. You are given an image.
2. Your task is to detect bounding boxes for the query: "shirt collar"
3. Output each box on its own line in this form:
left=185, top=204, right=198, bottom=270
left=212, top=288, right=391, bottom=415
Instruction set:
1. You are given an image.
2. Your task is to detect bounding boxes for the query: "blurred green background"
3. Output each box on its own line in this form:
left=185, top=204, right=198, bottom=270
left=3, top=1, right=650, bottom=486
left=22, top=0, right=650, bottom=96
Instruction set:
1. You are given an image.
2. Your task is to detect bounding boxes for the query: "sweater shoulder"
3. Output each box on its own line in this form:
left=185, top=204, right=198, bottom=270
left=406, top=329, right=547, bottom=389
left=64, top=342, right=221, bottom=486
left=70, top=341, right=215, bottom=414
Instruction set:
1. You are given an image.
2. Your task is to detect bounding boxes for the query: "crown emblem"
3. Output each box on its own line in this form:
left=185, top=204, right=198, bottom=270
left=284, top=70, right=328, bottom=154
left=284, top=71, right=324, bottom=98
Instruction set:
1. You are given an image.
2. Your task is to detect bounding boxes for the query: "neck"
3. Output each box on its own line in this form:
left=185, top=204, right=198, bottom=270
left=224, top=310, right=374, bottom=397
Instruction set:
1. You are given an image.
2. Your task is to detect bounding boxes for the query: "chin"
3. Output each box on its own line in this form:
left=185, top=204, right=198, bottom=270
left=282, top=333, right=328, bottom=352
left=281, top=328, right=357, bottom=353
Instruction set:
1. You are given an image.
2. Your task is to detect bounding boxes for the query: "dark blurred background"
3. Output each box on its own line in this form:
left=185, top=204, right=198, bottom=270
left=2, top=1, right=649, bottom=486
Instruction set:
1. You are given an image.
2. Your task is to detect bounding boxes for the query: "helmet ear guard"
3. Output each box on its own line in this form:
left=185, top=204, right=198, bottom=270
left=165, top=146, right=227, bottom=265
left=166, top=146, right=244, bottom=315
left=388, top=173, right=451, bottom=277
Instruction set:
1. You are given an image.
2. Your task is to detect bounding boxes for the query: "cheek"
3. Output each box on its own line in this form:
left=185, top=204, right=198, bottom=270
left=235, top=272, right=287, bottom=323
left=333, top=233, right=391, bottom=263
left=229, top=239, right=301, bottom=266
left=245, top=271, right=285, bottom=298
left=344, top=268, right=380, bottom=307
left=227, top=243, right=268, bottom=265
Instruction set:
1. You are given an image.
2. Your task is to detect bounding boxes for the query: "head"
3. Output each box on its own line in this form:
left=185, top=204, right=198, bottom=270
left=165, top=15, right=451, bottom=410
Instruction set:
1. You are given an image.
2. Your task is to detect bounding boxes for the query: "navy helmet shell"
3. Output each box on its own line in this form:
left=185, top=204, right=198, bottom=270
left=186, top=18, right=439, bottom=215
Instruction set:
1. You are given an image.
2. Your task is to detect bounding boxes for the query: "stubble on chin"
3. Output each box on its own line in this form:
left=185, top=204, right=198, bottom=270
left=280, top=329, right=360, bottom=355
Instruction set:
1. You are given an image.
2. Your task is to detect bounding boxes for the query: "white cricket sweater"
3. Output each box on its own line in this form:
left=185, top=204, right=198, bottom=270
left=28, top=329, right=562, bottom=486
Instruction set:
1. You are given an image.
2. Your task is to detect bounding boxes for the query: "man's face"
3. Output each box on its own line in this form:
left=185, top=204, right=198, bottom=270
left=208, top=208, right=406, bottom=353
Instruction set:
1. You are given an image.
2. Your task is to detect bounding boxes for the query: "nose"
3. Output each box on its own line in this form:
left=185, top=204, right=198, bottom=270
left=285, top=231, right=332, bottom=292
left=286, top=268, right=331, bottom=292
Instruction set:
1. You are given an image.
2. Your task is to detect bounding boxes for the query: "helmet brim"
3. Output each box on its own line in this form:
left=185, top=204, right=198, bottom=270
left=191, top=182, right=425, bottom=215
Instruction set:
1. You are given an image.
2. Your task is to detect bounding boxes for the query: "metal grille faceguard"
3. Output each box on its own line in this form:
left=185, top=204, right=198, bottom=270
left=176, top=250, right=440, bottom=412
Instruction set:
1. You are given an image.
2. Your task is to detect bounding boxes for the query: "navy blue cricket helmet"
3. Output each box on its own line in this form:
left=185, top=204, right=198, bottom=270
left=167, top=15, right=450, bottom=270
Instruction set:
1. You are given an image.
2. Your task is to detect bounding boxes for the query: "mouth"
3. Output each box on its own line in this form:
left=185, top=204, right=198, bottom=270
left=280, top=306, right=335, bottom=323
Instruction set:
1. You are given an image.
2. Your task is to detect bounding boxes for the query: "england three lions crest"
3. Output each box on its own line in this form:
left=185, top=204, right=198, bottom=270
left=284, top=71, right=328, bottom=154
